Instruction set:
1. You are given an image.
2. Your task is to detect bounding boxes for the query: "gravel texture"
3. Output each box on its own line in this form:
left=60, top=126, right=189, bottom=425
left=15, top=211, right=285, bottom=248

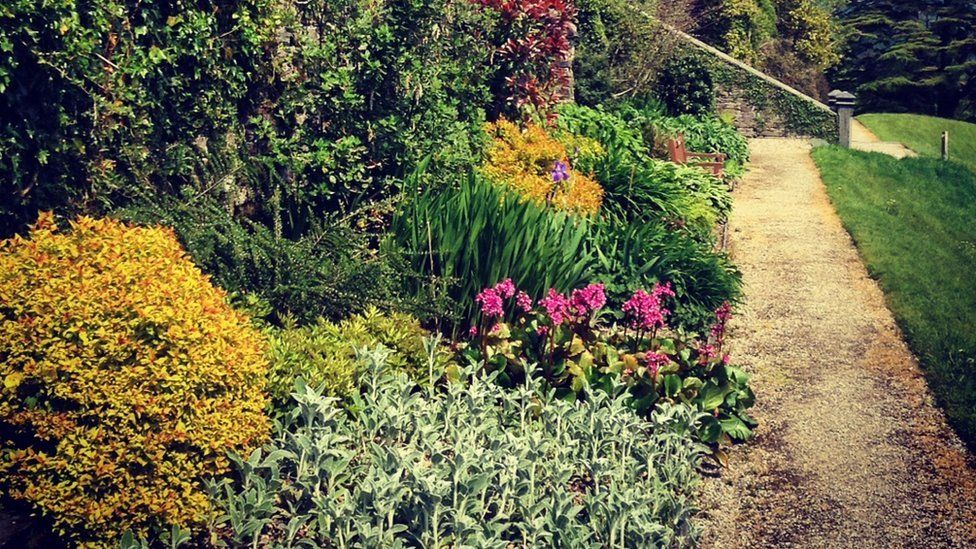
left=698, top=138, right=976, bottom=548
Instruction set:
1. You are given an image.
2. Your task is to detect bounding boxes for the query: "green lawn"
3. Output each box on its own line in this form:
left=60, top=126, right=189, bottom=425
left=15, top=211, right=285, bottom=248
left=813, top=146, right=976, bottom=448
left=858, top=113, right=976, bottom=174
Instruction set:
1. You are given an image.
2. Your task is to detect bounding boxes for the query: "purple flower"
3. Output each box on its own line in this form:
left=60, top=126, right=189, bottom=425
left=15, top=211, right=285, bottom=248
left=516, top=291, right=533, bottom=312
left=551, top=160, right=570, bottom=183
left=570, top=283, right=606, bottom=315
left=475, top=287, right=504, bottom=318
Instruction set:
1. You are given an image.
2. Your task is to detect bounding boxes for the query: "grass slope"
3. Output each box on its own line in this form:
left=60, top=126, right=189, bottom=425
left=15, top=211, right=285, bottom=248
left=813, top=145, right=976, bottom=448
left=858, top=113, right=976, bottom=174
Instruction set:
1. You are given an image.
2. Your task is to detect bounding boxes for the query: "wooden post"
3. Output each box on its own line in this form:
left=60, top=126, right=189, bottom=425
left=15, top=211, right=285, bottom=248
left=942, top=131, right=950, bottom=161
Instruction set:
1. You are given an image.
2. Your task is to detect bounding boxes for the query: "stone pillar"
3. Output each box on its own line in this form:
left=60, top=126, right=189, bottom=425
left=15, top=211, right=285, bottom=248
left=828, top=90, right=856, bottom=148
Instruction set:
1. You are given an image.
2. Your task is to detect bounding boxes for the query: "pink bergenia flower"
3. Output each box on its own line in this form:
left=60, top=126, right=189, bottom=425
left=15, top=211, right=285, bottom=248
left=722, top=353, right=731, bottom=365
left=652, top=282, right=676, bottom=300
left=468, top=325, right=478, bottom=337
left=536, top=325, right=549, bottom=337
left=475, top=287, right=504, bottom=317
left=494, top=278, right=516, bottom=299
left=621, top=282, right=673, bottom=332
left=539, top=288, right=571, bottom=325
left=516, top=291, right=533, bottom=313
left=489, top=323, right=502, bottom=334
left=698, top=344, right=717, bottom=365
left=646, top=352, right=670, bottom=377
left=570, top=283, right=606, bottom=315
left=710, top=301, right=733, bottom=343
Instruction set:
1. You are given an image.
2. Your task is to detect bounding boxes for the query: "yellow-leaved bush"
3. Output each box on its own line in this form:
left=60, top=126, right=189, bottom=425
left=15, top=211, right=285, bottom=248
left=0, top=213, right=271, bottom=545
left=482, top=119, right=606, bottom=215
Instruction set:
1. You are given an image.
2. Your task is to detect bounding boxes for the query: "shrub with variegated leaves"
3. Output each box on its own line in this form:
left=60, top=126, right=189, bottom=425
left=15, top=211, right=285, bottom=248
left=0, top=214, right=270, bottom=545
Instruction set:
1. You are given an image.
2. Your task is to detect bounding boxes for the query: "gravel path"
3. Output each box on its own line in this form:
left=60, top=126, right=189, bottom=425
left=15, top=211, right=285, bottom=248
left=698, top=138, right=976, bottom=548
left=850, top=120, right=917, bottom=158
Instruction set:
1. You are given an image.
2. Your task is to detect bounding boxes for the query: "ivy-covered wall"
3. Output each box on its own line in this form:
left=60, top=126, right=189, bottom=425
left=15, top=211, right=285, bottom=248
left=676, top=32, right=837, bottom=140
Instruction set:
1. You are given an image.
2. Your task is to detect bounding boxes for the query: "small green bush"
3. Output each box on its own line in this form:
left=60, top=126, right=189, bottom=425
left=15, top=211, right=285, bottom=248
left=657, top=55, right=717, bottom=117
left=591, top=218, right=741, bottom=330
left=266, top=308, right=452, bottom=405
left=209, top=349, right=705, bottom=547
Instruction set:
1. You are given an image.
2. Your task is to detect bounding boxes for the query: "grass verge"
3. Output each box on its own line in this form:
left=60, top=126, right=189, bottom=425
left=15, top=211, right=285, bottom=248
left=813, top=145, right=976, bottom=449
left=857, top=113, right=976, bottom=174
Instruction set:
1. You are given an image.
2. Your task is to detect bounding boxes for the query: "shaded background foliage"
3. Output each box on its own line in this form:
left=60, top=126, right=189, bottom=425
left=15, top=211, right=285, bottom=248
left=829, top=0, right=976, bottom=122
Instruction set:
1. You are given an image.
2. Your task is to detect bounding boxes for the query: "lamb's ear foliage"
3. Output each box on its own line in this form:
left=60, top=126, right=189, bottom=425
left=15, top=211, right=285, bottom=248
left=210, top=349, right=707, bottom=547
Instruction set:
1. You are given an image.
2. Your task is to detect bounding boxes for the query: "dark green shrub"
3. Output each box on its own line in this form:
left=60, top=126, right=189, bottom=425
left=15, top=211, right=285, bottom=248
left=555, top=104, right=733, bottom=236
left=657, top=55, right=716, bottom=117
left=115, top=194, right=411, bottom=325
left=0, top=0, right=493, bottom=236
left=590, top=217, right=741, bottom=330
left=573, top=0, right=689, bottom=106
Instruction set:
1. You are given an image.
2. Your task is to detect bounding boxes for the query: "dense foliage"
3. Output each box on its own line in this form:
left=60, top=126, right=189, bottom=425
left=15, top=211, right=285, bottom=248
left=688, top=0, right=839, bottom=98
left=0, top=0, right=493, bottom=236
left=474, top=0, right=577, bottom=118
left=393, top=177, right=596, bottom=331
left=0, top=215, right=270, bottom=544
left=209, top=349, right=706, bottom=547
left=657, top=55, right=717, bottom=117
left=464, top=279, right=756, bottom=443
left=573, top=0, right=692, bottom=105
left=831, top=0, right=976, bottom=122
left=0, top=0, right=757, bottom=544
left=115, top=195, right=412, bottom=325
left=266, top=308, right=453, bottom=405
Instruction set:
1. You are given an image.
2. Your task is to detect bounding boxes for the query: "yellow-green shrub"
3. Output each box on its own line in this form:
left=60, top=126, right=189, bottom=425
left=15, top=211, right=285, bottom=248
left=0, top=213, right=270, bottom=545
left=267, top=307, right=452, bottom=403
left=482, top=119, right=606, bottom=215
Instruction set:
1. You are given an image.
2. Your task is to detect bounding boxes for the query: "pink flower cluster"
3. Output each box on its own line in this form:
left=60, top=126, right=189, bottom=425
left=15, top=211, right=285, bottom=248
left=698, top=344, right=717, bottom=365
left=570, top=283, right=606, bottom=315
left=710, top=301, right=732, bottom=343
left=621, top=282, right=675, bottom=332
left=539, top=288, right=571, bottom=325
left=538, top=283, right=606, bottom=326
left=646, top=352, right=670, bottom=377
left=475, top=278, right=517, bottom=318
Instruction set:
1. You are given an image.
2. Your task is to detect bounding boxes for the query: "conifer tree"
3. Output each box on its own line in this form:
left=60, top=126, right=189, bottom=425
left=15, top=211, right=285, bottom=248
left=831, top=0, right=975, bottom=120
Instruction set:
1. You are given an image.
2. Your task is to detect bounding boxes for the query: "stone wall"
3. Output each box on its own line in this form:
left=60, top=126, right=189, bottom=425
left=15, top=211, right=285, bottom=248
left=671, top=28, right=838, bottom=140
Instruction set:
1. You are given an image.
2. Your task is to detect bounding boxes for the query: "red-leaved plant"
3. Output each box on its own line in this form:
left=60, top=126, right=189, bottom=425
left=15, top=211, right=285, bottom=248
left=473, top=0, right=577, bottom=120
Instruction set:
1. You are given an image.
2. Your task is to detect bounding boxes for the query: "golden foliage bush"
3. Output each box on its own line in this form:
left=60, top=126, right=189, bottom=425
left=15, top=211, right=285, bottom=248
left=482, top=119, right=605, bottom=215
left=267, top=307, right=452, bottom=404
left=0, top=213, right=270, bottom=545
